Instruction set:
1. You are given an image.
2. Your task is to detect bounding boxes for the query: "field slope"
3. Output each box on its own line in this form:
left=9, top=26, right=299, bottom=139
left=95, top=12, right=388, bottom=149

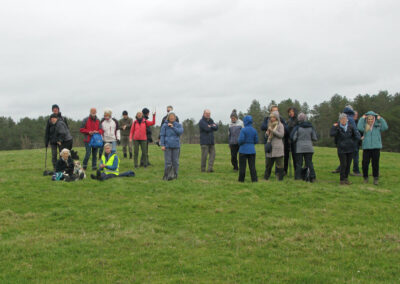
left=0, top=145, right=399, bottom=283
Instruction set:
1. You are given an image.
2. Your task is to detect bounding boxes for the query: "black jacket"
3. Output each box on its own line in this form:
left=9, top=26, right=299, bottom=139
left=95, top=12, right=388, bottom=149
left=45, top=113, right=68, bottom=146
left=330, top=124, right=361, bottom=154
left=55, top=156, right=74, bottom=175
left=199, top=117, right=218, bottom=145
left=144, top=115, right=153, bottom=143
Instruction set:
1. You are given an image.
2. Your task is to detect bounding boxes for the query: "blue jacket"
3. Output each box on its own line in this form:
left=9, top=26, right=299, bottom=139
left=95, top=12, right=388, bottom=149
left=238, top=116, right=258, bottom=154
left=160, top=121, right=184, bottom=148
left=199, top=117, right=218, bottom=145
left=343, top=107, right=358, bottom=132
left=99, top=150, right=119, bottom=171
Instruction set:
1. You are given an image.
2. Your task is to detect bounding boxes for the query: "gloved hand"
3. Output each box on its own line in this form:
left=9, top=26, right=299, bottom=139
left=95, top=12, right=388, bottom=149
left=117, top=140, right=121, bottom=145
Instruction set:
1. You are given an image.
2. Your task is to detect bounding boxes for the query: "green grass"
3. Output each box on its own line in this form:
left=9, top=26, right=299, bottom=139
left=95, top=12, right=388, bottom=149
left=0, top=145, right=399, bottom=283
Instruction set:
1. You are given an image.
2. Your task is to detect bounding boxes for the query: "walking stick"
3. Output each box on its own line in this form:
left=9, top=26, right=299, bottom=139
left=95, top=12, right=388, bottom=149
left=288, top=150, right=293, bottom=178
left=43, top=147, right=51, bottom=176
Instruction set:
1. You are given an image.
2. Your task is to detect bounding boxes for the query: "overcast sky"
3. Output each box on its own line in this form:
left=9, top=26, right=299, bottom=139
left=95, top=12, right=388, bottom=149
left=1, top=0, right=399, bottom=124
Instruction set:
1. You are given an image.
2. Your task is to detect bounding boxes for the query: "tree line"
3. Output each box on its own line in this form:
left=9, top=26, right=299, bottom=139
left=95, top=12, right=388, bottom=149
left=1, top=91, right=399, bottom=152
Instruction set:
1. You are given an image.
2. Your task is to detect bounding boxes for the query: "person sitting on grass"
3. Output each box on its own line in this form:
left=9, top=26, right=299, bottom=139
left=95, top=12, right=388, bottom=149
left=238, top=115, right=258, bottom=182
left=91, top=143, right=135, bottom=181
left=160, top=112, right=184, bottom=181
left=330, top=113, right=361, bottom=185
left=52, top=148, right=75, bottom=181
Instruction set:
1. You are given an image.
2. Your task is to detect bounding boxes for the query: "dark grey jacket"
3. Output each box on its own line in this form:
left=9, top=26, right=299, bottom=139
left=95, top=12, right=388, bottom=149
left=55, top=120, right=73, bottom=143
left=228, top=119, right=244, bottom=145
left=292, top=122, right=318, bottom=153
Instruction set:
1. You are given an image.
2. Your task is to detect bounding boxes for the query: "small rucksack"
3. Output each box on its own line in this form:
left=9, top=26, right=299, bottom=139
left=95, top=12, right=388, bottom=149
left=89, top=133, right=103, bottom=148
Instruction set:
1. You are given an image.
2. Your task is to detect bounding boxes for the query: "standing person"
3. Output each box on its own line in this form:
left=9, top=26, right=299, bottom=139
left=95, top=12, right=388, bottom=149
left=98, top=108, right=120, bottom=158
left=357, top=111, right=388, bottom=185
left=286, top=107, right=298, bottom=172
left=119, top=111, right=133, bottom=159
left=157, top=105, right=179, bottom=146
left=292, top=113, right=318, bottom=182
left=330, top=113, right=361, bottom=185
left=160, top=112, right=184, bottom=180
left=141, top=108, right=154, bottom=166
left=264, top=111, right=285, bottom=181
left=199, top=109, right=219, bottom=172
left=51, top=114, right=73, bottom=150
left=129, top=110, right=156, bottom=168
left=261, top=105, right=289, bottom=175
left=228, top=109, right=244, bottom=171
left=80, top=108, right=104, bottom=171
left=44, top=104, right=69, bottom=170
left=238, top=115, right=258, bottom=182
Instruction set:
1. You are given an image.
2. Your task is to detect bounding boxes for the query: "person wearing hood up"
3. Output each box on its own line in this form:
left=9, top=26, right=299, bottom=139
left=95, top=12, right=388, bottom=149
left=330, top=113, right=361, bottom=185
left=228, top=109, right=244, bottom=171
left=264, top=111, right=285, bottom=181
left=160, top=112, right=184, bottom=180
left=357, top=111, right=388, bottom=185
left=286, top=107, right=299, bottom=172
left=238, top=115, right=258, bottom=182
left=45, top=104, right=69, bottom=170
left=291, top=113, right=318, bottom=182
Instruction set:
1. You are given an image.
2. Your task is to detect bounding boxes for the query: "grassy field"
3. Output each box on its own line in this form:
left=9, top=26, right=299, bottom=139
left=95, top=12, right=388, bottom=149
left=0, top=144, right=399, bottom=283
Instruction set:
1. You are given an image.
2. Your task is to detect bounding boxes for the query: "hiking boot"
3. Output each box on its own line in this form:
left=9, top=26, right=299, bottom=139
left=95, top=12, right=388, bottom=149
left=90, top=174, right=96, bottom=180
left=310, top=178, right=316, bottom=183
left=129, top=153, right=132, bottom=159
left=79, top=172, right=85, bottom=180
left=124, top=153, right=127, bottom=158
left=277, top=168, right=284, bottom=181
left=207, top=169, right=214, bottom=173
left=340, top=180, right=346, bottom=185
left=331, top=169, right=340, bottom=174
left=233, top=167, right=239, bottom=171
left=363, top=177, right=369, bottom=183
left=353, top=172, right=362, bottom=177
left=344, top=179, right=352, bottom=185
left=373, top=178, right=379, bottom=185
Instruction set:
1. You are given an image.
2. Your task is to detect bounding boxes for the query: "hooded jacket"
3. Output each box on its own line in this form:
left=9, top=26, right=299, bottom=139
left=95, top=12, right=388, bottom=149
left=238, top=116, right=258, bottom=154
left=101, top=118, right=121, bottom=142
left=199, top=116, right=218, bottom=145
left=55, top=120, right=73, bottom=143
left=160, top=121, right=184, bottom=149
left=129, top=114, right=156, bottom=141
left=357, top=111, right=388, bottom=150
left=292, top=122, right=318, bottom=153
left=228, top=119, right=244, bottom=145
left=45, top=112, right=68, bottom=146
left=330, top=123, right=361, bottom=154
left=343, top=107, right=358, bottom=132
left=265, top=112, right=285, bottom=158
left=80, top=115, right=104, bottom=143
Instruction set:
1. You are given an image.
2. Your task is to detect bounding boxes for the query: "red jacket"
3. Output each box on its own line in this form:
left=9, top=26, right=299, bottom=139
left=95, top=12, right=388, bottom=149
left=129, top=114, right=156, bottom=141
left=80, top=115, right=104, bottom=143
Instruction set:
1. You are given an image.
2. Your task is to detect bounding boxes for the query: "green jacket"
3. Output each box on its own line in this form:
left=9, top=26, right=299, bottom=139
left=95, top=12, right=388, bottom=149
left=119, top=117, right=133, bottom=136
left=357, top=111, right=388, bottom=150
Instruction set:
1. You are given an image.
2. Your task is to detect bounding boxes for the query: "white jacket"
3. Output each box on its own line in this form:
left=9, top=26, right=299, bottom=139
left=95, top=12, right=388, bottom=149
left=101, top=118, right=121, bottom=142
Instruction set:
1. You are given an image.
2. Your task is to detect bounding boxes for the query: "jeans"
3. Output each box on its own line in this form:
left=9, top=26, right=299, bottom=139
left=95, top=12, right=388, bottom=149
left=339, top=152, right=353, bottom=181
left=239, top=153, right=257, bottom=182
left=133, top=140, right=148, bottom=167
left=362, top=149, right=380, bottom=178
left=99, top=141, right=117, bottom=158
left=83, top=142, right=99, bottom=170
left=164, top=148, right=180, bottom=178
left=295, top=153, right=316, bottom=180
left=201, top=145, right=216, bottom=171
left=229, top=144, right=240, bottom=170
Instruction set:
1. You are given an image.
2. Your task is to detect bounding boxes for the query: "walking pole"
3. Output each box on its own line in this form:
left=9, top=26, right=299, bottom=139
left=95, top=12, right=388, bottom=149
left=288, top=151, right=293, bottom=178
left=43, top=147, right=50, bottom=176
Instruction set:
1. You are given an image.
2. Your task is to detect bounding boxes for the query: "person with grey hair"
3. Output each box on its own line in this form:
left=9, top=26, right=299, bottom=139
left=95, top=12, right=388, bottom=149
left=199, top=109, right=218, bottom=172
left=98, top=108, right=120, bottom=159
left=330, top=113, right=361, bottom=185
left=291, top=113, right=318, bottom=182
left=264, top=111, right=285, bottom=181
left=52, top=148, right=74, bottom=181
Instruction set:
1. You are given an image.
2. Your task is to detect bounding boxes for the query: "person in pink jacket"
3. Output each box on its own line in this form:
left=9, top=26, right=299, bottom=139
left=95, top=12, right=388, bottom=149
left=129, top=111, right=156, bottom=168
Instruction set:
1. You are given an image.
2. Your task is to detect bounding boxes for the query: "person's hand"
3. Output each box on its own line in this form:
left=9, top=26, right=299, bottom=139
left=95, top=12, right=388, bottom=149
left=161, top=146, right=166, bottom=151
left=57, top=141, right=61, bottom=146
left=123, top=125, right=126, bottom=130
left=333, top=123, right=339, bottom=127
left=117, top=140, right=121, bottom=145
left=377, top=115, right=381, bottom=120
left=153, top=111, right=156, bottom=116
left=362, top=115, right=366, bottom=119
left=208, top=124, right=211, bottom=127
left=100, top=164, right=105, bottom=169
left=212, top=124, right=216, bottom=127
left=89, top=131, right=94, bottom=135
left=361, top=136, right=364, bottom=140
left=93, top=130, right=99, bottom=134
left=129, top=139, right=132, bottom=142
left=168, top=123, right=173, bottom=127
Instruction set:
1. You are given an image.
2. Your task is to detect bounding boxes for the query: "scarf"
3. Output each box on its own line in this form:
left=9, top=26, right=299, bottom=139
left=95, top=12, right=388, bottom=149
left=339, top=122, right=348, bottom=132
left=267, top=120, right=278, bottom=142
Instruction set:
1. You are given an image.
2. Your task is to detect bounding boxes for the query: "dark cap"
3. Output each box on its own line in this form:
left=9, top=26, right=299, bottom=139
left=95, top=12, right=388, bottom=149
left=52, top=104, right=59, bottom=111
left=142, top=108, right=150, bottom=115
left=50, top=113, right=58, bottom=119
left=122, top=110, right=128, bottom=115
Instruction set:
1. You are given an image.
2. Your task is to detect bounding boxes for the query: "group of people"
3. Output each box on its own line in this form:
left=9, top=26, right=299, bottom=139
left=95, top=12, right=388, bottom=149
left=44, top=103, right=388, bottom=185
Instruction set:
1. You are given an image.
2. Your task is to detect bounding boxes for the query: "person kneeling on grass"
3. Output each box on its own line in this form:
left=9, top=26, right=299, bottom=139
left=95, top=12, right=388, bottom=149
left=91, top=143, right=135, bottom=181
left=160, top=112, right=184, bottom=180
left=52, top=148, right=84, bottom=181
left=330, top=113, right=361, bottom=185
left=238, top=115, right=258, bottom=182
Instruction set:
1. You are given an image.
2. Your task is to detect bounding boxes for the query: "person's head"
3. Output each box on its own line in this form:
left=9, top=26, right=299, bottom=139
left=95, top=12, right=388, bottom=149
left=298, top=112, right=307, bottom=123
left=167, top=112, right=176, bottom=123
left=288, top=107, right=296, bottom=118
left=104, top=143, right=112, bottom=154
left=339, top=113, right=348, bottom=126
left=354, top=111, right=359, bottom=120
left=50, top=113, right=58, bottom=124
left=167, top=105, right=173, bottom=113
left=367, top=115, right=375, bottom=125
left=90, top=108, right=97, bottom=118
left=52, top=104, right=60, bottom=115
left=230, top=109, right=238, bottom=122
left=122, top=110, right=128, bottom=119
left=136, top=111, right=143, bottom=119
left=60, top=148, right=70, bottom=160
left=270, top=111, right=279, bottom=123
left=270, top=104, right=279, bottom=113
left=203, top=109, right=211, bottom=119
left=104, top=108, right=112, bottom=120
left=142, top=108, right=150, bottom=117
